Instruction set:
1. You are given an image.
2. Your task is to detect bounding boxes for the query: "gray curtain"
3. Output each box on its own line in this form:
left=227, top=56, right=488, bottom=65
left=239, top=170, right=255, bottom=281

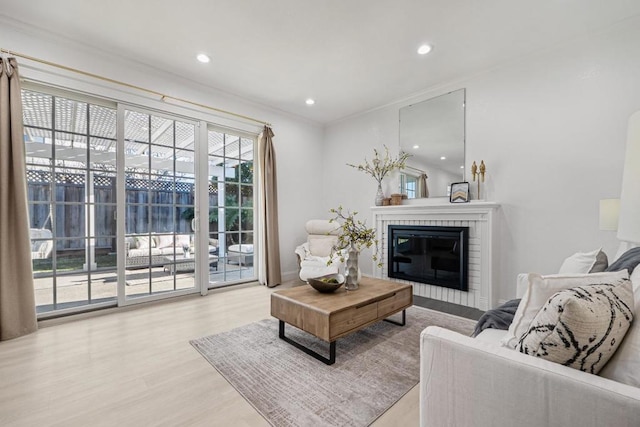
left=418, top=173, right=429, bottom=198
left=258, top=126, right=281, bottom=287
left=0, top=57, right=37, bottom=340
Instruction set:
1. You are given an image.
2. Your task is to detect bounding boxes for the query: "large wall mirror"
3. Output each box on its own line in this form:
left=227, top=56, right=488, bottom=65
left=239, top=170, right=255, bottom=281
left=399, top=88, right=465, bottom=198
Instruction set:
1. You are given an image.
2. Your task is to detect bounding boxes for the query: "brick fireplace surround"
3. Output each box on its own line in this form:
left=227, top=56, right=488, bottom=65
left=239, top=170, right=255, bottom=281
left=371, top=200, right=499, bottom=311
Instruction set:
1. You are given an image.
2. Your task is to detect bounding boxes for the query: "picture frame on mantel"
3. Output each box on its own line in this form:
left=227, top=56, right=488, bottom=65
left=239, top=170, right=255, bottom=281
left=450, top=182, right=470, bottom=203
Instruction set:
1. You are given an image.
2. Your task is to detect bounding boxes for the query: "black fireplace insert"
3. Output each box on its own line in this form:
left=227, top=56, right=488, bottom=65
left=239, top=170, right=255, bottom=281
left=388, top=225, right=468, bottom=291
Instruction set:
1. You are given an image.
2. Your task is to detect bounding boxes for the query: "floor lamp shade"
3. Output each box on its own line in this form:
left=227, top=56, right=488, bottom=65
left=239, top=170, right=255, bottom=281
left=617, top=110, right=640, bottom=243
left=600, top=199, right=620, bottom=231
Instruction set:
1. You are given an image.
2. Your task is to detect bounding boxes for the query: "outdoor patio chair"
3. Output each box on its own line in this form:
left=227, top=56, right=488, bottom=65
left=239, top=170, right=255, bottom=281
left=30, top=228, right=54, bottom=260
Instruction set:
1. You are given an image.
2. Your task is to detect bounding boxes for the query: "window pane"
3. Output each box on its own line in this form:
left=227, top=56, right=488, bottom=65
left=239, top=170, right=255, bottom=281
left=240, top=160, right=253, bottom=183
left=125, top=204, right=150, bottom=234
left=25, top=129, right=53, bottom=160
left=240, top=138, right=254, bottom=161
left=241, top=185, right=253, bottom=207
left=22, top=90, right=52, bottom=128
left=55, top=97, right=87, bottom=134
left=175, top=177, right=195, bottom=206
left=151, top=116, right=174, bottom=147
left=225, top=208, right=240, bottom=232
left=150, top=178, right=175, bottom=205
left=90, top=105, right=117, bottom=138
left=241, top=232, right=253, bottom=244
left=55, top=203, right=85, bottom=239
left=125, top=110, right=149, bottom=143
left=175, top=206, right=193, bottom=233
left=224, top=134, right=240, bottom=159
left=208, top=130, right=224, bottom=156
left=176, top=121, right=195, bottom=150
left=241, top=208, right=253, bottom=231
left=225, top=183, right=239, bottom=207
left=55, top=170, right=86, bottom=203
left=94, top=173, right=116, bottom=203
left=27, top=167, right=53, bottom=205
left=150, top=144, right=174, bottom=173
left=89, top=138, right=116, bottom=169
left=126, top=141, right=150, bottom=172
left=151, top=205, right=175, bottom=233
left=92, top=204, right=116, bottom=239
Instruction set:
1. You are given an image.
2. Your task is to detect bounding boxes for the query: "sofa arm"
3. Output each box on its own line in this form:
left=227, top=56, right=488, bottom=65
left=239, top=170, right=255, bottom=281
left=420, top=326, right=640, bottom=427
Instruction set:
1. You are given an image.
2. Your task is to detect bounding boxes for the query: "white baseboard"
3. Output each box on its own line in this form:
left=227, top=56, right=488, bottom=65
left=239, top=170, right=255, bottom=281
left=281, top=270, right=299, bottom=282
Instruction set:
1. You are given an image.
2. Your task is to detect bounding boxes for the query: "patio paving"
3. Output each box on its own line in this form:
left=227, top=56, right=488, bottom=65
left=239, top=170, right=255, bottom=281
left=33, top=264, right=255, bottom=312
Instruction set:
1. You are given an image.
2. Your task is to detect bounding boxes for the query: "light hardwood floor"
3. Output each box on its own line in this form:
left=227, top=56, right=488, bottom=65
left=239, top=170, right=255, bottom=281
left=0, top=282, right=418, bottom=426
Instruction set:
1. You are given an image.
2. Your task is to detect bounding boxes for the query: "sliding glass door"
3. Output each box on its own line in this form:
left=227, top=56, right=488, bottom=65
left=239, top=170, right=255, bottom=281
left=24, top=85, right=258, bottom=316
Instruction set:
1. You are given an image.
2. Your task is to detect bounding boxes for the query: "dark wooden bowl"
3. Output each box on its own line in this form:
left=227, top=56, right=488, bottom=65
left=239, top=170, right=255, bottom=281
left=307, top=273, right=345, bottom=293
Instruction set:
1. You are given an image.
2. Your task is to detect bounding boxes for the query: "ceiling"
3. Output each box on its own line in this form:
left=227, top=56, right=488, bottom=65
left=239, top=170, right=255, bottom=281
left=2, top=0, right=640, bottom=124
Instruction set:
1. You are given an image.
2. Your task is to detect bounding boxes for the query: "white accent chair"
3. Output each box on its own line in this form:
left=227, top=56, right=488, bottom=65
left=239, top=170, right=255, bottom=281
left=294, top=220, right=342, bottom=281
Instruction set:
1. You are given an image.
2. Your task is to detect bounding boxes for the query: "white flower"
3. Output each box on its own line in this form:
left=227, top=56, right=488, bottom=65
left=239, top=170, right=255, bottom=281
left=347, top=145, right=410, bottom=185
left=327, top=206, right=382, bottom=268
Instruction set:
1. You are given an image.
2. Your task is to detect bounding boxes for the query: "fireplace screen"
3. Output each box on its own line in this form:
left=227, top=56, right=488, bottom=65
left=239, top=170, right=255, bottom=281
left=388, top=225, right=468, bottom=291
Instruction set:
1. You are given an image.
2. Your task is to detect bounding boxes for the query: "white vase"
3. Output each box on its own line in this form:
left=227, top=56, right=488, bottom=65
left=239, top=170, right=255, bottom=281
left=345, top=243, right=360, bottom=291
left=375, top=183, right=384, bottom=206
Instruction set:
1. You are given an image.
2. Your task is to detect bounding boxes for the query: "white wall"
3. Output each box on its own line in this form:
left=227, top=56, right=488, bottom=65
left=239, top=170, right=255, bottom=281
left=323, top=18, right=640, bottom=302
left=1, top=19, right=324, bottom=281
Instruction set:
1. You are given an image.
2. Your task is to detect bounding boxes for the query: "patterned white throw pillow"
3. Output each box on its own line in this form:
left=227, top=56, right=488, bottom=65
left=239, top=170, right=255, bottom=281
left=501, top=270, right=629, bottom=349
left=518, top=278, right=634, bottom=374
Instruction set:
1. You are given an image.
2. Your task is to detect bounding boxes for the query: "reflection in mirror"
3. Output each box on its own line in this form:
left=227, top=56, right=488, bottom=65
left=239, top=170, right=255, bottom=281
left=399, top=89, right=465, bottom=198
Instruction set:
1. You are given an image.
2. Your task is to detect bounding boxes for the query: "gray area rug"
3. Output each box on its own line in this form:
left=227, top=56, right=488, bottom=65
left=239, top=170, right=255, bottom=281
left=190, top=306, right=475, bottom=427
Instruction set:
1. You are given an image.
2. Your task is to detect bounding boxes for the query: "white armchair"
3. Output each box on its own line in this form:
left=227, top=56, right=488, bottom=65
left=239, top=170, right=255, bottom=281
left=295, top=219, right=342, bottom=281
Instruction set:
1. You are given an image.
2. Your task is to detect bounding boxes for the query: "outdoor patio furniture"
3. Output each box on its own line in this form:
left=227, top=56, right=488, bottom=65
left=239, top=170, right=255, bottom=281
left=125, top=234, right=218, bottom=269
left=30, top=228, right=54, bottom=260
left=163, top=254, right=219, bottom=274
left=227, top=244, right=253, bottom=266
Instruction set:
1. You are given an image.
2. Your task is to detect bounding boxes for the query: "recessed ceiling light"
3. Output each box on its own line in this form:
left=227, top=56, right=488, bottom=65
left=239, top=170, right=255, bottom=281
left=417, top=44, right=432, bottom=55
left=305, top=98, right=315, bottom=105
left=196, top=53, right=210, bottom=63
left=460, top=165, right=464, bottom=169
left=440, top=156, right=446, bottom=160
left=413, top=145, right=419, bottom=149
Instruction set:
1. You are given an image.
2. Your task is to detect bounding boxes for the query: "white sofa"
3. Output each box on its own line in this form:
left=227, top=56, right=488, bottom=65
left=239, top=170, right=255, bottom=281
left=420, top=267, right=640, bottom=427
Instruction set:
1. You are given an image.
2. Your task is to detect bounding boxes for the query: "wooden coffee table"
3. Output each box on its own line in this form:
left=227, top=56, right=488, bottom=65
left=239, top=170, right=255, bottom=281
left=271, top=277, right=412, bottom=365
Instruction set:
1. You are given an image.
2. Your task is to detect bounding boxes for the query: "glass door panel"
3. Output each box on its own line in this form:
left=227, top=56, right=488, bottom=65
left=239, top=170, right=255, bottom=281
left=207, top=129, right=256, bottom=287
left=123, top=108, right=197, bottom=301
left=23, top=89, right=118, bottom=315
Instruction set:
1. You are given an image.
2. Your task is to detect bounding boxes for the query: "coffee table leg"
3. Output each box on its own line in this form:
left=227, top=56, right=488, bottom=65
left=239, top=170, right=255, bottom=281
left=278, top=321, right=336, bottom=365
left=383, top=309, right=406, bottom=326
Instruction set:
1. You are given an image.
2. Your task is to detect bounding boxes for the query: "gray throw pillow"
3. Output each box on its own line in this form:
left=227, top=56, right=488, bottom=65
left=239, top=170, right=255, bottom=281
left=518, top=278, right=634, bottom=374
left=606, top=247, right=640, bottom=274
left=589, top=249, right=608, bottom=273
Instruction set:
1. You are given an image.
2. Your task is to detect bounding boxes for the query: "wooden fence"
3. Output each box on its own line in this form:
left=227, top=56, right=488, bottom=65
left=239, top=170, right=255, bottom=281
left=28, top=172, right=195, bottom=251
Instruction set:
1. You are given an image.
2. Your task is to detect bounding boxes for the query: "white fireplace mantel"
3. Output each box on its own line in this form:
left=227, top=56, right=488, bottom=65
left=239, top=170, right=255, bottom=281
left=372, top=200, right=500, bottom=311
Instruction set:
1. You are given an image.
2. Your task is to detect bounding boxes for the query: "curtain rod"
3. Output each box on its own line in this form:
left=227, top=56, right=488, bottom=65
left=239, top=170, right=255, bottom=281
left=404, top=165, right=426, bottom=174
left=0, top=47, right=271, bottom=127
